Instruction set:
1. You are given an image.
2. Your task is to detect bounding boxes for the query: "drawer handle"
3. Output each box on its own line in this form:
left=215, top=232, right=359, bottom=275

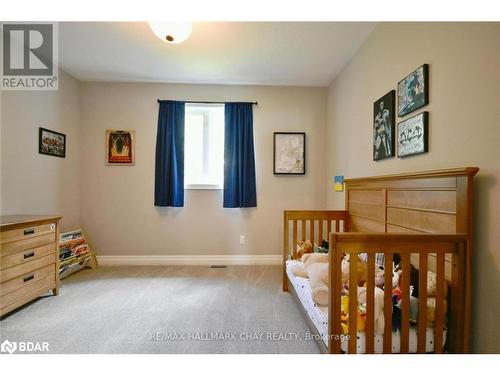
left=24, top=228, right=35, bottom=235
left=23, top=274, right=34, bottom=283
left=24, top=251, right=35, bottom=259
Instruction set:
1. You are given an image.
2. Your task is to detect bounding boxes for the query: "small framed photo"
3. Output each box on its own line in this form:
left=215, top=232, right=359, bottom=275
left=397, top=111, right=429, bottom=158
left=39, top=127, right=66, bottom=158
left=373, top=90, right=395, bottom=161
left=105, top=129, right=135, bottom=165
left=273, top=132, right=306, bottom=175
left=398, top=64, right=429, bottom=117
left=334, top=176, right=344, bottom=192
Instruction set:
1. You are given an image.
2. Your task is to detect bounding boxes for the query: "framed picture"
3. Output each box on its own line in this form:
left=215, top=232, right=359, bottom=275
left=273, top=132, right=305, bottom=175
left=397, top=111, right=429, bottom=158
left=373, top=90, right=395, bottom=161
left=39, top=127, right=66, bottom=158
left=398, top=64, right=429, bottom=117
left=334, top=176, right=344, bottom=192
left=105, top=129, right=135, bottom=165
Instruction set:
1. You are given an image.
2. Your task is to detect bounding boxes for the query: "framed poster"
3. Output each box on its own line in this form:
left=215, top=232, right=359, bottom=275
left=39, top=127, right=66, bottom=158
left=105, top=129, right=135, bottom=165
left=398, top=64, right=429, bottom=117
left=273, top=132, right=306, bottom=175
left=373, top=90, right=395, bottom=161
left=397, top=111, right=429, bottom=158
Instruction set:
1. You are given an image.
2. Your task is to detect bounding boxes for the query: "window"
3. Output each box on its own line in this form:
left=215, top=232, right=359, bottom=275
left=184, top=103, right=224, bottom=189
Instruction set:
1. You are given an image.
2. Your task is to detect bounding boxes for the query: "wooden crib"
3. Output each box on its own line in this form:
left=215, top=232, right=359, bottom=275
left=282, top=167, right=478, bottom=354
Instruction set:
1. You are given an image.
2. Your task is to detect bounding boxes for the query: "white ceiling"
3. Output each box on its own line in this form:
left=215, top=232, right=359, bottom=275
left=59, top=22, right=376, bottom=87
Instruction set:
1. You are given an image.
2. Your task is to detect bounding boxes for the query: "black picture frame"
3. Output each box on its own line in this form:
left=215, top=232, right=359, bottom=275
left=397, top=111, right=429, bottom=158
left=397, top=64, right=429, bottom=117
left=373, top=90, right=395, bottom=161
left=39, top=127, right=66, bottom=158
left=273, top=132, right=306, bottom=175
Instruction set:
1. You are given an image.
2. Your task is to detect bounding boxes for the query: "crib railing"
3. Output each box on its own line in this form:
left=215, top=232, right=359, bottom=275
left=283, top=210, right=349, bottom=291
left=328, top=232, right=468, bottom=354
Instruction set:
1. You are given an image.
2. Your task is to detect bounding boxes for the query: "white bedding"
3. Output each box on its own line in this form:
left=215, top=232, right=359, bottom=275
left=286, top=260, right=446, bottom=353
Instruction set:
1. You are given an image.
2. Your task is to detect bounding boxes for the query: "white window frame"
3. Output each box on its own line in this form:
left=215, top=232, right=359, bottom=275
left=184, top=103, right=224, bottom=190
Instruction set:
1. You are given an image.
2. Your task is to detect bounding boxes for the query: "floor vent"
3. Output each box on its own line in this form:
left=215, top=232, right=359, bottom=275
left=210, top=265, right=227, bottom=268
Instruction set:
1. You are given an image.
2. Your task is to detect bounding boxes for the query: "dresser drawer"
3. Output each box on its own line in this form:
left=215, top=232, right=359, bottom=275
left=1, top=264, right=55, bottom=296
left=0, top=275, right=55, bottom=314
left=0, top=253, right=55, bottom=283
left=0, top=222, right=56, bottom=244
left=1, top=242, right=55, bottom=270
left=0, top=233, right=55, bottom=257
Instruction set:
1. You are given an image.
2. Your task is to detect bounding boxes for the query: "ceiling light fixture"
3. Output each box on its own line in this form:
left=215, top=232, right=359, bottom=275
left=148, top=22, right=192, bottom=44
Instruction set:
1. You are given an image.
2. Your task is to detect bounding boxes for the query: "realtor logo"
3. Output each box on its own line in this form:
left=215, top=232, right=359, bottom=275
left=1, top=22, right=58, bottom=90
left=0, top=339, right=50, bottom=354
left=1, top=340, right=17, bottom=354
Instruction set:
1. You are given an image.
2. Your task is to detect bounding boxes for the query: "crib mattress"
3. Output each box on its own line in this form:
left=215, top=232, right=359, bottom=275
left=286, top=260, right=446, bottom=353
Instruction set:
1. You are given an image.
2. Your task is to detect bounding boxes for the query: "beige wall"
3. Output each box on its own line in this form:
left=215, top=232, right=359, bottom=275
left=79, top=82, right=327, bottom=256
left=1, top=71, right=81, bottom=231
left=325, top=22, right=500, bottom=353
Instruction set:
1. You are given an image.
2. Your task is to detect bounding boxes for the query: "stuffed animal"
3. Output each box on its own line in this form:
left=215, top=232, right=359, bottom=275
left=341, top=254, right=368, bottom=285
left=295, top=240, right=315, bottom=259
left=291, top=252, right=329, bottom=278
left=357, top=286, right=385, bottom=335
left=308, top=262, right=329, bottom=306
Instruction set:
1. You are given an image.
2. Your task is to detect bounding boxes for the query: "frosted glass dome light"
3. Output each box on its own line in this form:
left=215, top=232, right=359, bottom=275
left=149, top=22, right=192, bottom=44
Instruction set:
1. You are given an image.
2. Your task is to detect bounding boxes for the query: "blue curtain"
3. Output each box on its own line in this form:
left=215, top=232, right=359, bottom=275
left=223, top=103, right=257, bottom=208
left=154, top=100, right=185, bottom=207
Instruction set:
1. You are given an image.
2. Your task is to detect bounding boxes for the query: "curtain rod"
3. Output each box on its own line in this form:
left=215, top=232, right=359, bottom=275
left=157, top=99, right=258, bottom=105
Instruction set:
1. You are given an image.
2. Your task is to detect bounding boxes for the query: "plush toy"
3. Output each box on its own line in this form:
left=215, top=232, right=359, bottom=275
left=308, top=262, right=329, bottom=306
left=291, top=252, right=329, bottom=278
left=315, top=240, right=329, bottom=254
left=357, top=286, right=385, bottom=335
left=341, top=254, right=368, bottom=285
left=295, top=240, right=315, bottom=259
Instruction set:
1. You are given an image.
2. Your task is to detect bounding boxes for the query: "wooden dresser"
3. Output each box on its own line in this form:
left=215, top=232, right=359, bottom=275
left=0, top=215, right=61, bottom=316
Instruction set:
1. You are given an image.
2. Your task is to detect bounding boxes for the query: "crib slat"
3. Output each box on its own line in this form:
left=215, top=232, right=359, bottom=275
left=327, top=220, right=332, bottom=236
left=417, top=252, right=428, bottom=353
left=329, top=243, right=343, bottom=354
left=348, top=253, right=358, bottom=354
left=365, top=253, right=375, bottom=354
left=383, top=253, right=393, bottom=353
left=318, top=220, right=323, bottom=243
left=301, top=220, right=306, bottom=241
left=450, top=242, right=465, bottom=353
left=335, top=220, right=340, bottom=233
left=292, top=220, right=297, bottom=259
left=434, top=251, right=446, bottom=353
left=310, top=220, right=315, bottom=245
left=400, top=252, right=411, bottom=353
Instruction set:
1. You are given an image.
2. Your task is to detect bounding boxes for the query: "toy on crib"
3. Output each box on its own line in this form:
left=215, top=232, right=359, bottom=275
left=314, top=239, right=329, bottom=254
left=341, top=254, right=368, bottom=286
left=295, top=240, right=315, bottom=259
left=291, top=253, right=331, bottom=306
left=291, top=252, right=328, bottom=278
left=308, top=262, right=329, bottom=306
left=357, top=286, right=385, bottom=335
left=340, top=286, right=385, bottom=335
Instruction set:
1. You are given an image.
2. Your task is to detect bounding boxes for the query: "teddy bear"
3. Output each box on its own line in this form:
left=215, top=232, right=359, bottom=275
left=357, top=286, right=385, bottom=335
left=295, top=240, right=315, bottom=259
left=341, top=254, right=368, bottom=286
left=291, top=252, right=328, bottom=278
left=307, top=262, right=329, bottom=306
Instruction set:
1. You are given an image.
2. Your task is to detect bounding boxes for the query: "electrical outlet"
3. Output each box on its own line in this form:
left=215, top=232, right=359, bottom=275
left=239, top=235, right=246, bottom=244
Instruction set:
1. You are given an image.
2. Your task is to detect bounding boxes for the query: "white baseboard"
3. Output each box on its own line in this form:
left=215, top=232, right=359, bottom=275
left=96, top=254, right=282, bottom=266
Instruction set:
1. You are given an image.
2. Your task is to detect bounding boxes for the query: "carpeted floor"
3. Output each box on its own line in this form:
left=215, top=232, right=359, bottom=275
left=0, top=265, right=321, bottom=354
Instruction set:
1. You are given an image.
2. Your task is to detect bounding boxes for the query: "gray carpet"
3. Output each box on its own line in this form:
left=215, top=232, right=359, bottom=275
left=0, top=265, right=321, bottom=354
